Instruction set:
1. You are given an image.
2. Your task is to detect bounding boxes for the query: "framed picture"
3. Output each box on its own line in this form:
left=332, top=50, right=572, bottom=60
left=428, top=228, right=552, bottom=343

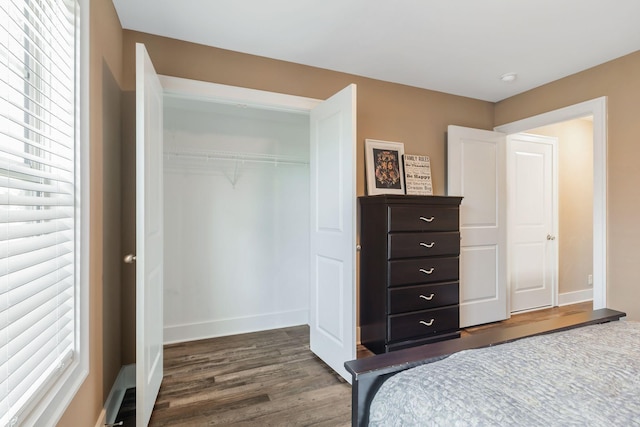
left=403, top=154, right=433, bottom=195
left=365, top=139, right=405, bottom=195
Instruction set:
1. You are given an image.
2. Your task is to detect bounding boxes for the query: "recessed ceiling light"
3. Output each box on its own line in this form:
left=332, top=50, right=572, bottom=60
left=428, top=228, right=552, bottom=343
left=500, top=72, right=518, bottom=83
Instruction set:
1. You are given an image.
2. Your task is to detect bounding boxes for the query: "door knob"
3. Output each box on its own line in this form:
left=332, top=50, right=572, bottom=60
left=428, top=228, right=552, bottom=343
left=546, top=234, right=556, bottom=241
left=124, top=254, right=137, bottom=263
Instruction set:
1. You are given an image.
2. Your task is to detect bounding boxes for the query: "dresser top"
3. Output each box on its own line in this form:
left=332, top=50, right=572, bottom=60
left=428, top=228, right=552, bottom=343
left=359, top=194, right=463, bottom=206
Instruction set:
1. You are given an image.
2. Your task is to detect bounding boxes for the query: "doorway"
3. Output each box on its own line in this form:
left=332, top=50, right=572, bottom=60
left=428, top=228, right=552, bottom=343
left=162, top=95, right=312, bottom=344
left=153, top=75, right=357, bottom=381
left=495, top=97, right=606, bottom=311
left=519, top=118, right=594, bottom=310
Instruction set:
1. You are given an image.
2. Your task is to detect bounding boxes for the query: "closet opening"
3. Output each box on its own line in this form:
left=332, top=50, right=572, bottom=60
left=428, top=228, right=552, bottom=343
left=162, top=94, right=312, bottom=344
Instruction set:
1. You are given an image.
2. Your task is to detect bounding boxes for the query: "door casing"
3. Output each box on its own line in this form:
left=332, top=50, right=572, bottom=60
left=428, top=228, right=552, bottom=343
left=495, top=97, right=607, bottom=309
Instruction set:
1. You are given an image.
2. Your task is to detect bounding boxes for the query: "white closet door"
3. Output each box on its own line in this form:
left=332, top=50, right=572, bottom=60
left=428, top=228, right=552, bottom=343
left=136, top=43, right=164, bottom=427
left=309, top=84, right=356, bottom=382
left=447, top=125, right=508, bottom=327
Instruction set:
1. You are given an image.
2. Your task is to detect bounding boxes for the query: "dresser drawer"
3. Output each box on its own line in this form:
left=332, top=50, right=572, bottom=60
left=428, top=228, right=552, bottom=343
left=388, top=306, right=459, bottom=342
left=388, top=257, right=459, bottom=287
left=388, top=206, right=459, bottom=232
left=388, top=282, right=459, bottom=314
left=388, top=231, right=460, bottom=259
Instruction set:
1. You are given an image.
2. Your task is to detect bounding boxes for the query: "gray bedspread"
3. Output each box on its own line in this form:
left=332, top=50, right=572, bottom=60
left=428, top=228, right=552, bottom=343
left=369, top=320, right=640, bottom=426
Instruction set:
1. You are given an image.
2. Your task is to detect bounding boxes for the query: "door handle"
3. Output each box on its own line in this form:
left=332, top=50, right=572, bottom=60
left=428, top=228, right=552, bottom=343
left=124, top=254, right=137, bottom=263
left=546, top=234, right=556, bottom=241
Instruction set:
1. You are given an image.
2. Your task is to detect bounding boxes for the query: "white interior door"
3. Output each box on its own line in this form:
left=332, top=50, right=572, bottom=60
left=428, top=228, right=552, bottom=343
left=309, top=84, right=356, bottom=382
left=136, top=43, right=164, bottom=427
left=447, top=125, right=508, bottom=327
left=508, top=133, right=558, bottom=312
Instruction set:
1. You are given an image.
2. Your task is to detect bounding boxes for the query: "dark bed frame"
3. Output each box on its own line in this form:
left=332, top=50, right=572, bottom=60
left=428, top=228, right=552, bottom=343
left=344, top=308, right=626, bottom=426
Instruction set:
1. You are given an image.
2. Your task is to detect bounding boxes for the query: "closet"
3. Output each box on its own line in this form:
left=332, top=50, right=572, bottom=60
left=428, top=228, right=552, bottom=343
left=162, top=95, right=312, bottom=344
left=134, top=65, right=357, bottom=385
left=134, top=46, right=356, bottom=418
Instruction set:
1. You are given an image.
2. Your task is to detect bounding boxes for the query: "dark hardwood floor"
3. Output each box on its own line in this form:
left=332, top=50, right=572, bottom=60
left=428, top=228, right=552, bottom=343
left=148, top=302, right=591, bottom=425
left=462, top=301, right=592, bottom=336
left=149, top=325, right=351, bottom=426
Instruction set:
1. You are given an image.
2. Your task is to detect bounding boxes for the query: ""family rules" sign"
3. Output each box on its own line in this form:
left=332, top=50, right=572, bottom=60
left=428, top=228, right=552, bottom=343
left=403, top=154, right=433, bottom=195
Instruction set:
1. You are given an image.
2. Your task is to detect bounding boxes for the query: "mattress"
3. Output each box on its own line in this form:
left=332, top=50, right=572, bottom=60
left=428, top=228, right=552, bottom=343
left=369, top=320, right=640, bottom=426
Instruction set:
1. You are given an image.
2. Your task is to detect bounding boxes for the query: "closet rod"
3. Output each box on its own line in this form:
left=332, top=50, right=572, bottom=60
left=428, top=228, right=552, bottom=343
left=164, top=149, right=309, bottom=166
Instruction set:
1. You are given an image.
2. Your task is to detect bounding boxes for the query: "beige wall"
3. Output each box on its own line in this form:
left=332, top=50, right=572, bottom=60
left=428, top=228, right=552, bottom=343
left=529, top=119, right=594, bottom=295
left=120, top=92, right=137, bottom=366
left=120, top=31, right=494, bottom=197
left=57, top=0, right=124, bottom=425
left=495, top=50, right=640, bottom=320
left=100, top=60, right=123, bottom=399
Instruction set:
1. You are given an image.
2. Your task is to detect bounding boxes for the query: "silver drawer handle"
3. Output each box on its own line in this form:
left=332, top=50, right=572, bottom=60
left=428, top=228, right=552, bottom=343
left=420, top=319, right=435, bottom=327
left=419, top=216, right=435, bottom=223
left=419, top=268, right=435, bottom=275
left=419, top=293, right=435, bottom=301
left=419, top=242, right=435, bottom=248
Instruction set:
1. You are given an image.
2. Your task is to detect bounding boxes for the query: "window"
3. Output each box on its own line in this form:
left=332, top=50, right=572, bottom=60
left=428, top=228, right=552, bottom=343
left=0, top=0, right=87, bottom=425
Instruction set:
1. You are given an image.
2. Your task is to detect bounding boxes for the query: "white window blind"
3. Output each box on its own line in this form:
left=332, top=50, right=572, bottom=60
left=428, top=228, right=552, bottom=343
left=0, top=0, right=80, bottom=425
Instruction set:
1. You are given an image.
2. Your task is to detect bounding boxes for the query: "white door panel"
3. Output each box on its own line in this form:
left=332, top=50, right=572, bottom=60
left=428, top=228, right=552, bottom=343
left=448, top=125, right=507, bottom=327
left=508, top=134, right=557, bottom=312
left=136, top=43, right=164, bottom=427
left=309, top=84, right=356, bottom=382
left=461, top=246, right=498, bottom=301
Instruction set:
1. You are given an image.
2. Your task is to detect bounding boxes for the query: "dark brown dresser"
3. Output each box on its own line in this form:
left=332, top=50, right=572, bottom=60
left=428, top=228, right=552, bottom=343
left=359, top=195, right=463, bottom=354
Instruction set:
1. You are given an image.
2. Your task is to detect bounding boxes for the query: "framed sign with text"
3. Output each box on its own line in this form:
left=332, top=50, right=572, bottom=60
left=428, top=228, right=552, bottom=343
left=403, top=154, right=433, bottom=195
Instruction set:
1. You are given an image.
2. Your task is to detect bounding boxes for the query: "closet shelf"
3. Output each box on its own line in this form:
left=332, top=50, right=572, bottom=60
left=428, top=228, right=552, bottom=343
left=164, top=149, right=309, bottom=166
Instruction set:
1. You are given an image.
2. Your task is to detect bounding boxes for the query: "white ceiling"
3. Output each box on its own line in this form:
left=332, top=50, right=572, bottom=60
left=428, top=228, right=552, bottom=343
left=111, top=0, right=640, bottom=102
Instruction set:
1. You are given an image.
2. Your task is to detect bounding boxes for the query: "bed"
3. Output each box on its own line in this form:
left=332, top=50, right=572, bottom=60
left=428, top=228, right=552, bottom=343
left=344, top=308, right=631, bottom=426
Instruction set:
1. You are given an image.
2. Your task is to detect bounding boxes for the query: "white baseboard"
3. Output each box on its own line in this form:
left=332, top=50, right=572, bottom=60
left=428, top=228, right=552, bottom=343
left=164, top=309, right=309, bottom=344
left=94, top=409, right=106, bottom=427
left=558, top=288, right=593, bottom=306
left=104, top=364, right=136, bottom=424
